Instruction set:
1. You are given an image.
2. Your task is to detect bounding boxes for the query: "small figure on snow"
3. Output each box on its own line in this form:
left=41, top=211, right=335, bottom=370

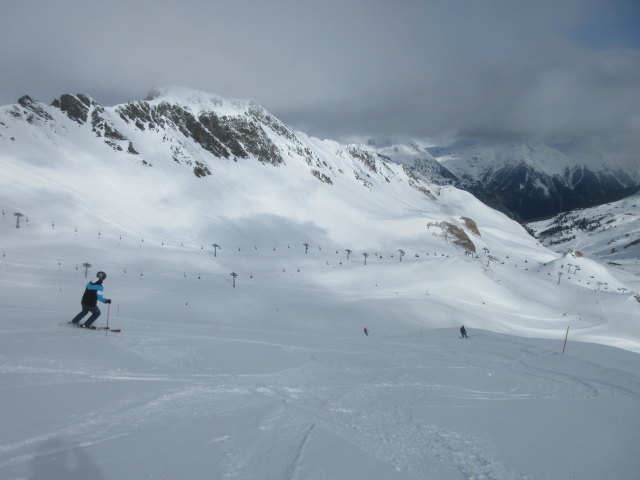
left=70, top=271, right=111, bottom=329
left=363, top=327, right=369, bottom=336
left=460, top=325, right=468, bottom=338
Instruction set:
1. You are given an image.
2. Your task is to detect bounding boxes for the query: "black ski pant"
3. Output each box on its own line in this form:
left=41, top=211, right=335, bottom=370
left=71, top=304, right=101, bottom=327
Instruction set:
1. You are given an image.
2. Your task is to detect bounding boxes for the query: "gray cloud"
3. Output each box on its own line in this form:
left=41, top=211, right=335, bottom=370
left=1, top=0, right=639, bottom=164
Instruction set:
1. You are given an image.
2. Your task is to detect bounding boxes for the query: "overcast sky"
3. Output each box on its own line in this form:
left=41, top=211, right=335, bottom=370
left=1, top=0, right=639, bottom=162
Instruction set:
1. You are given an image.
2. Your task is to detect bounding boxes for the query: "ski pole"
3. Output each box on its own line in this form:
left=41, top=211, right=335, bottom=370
left=562, top=326, right=569, bottom=354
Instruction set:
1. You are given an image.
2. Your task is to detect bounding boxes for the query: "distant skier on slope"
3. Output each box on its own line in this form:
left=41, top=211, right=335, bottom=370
left=460, top=325, right=468, bottom=338
left=69, top=271, right=111, bottom=329
left=363, top=327, right=369, bottom=336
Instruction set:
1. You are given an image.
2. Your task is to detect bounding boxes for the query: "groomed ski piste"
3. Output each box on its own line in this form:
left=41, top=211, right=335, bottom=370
left=1, top=89, right=640, bottom=479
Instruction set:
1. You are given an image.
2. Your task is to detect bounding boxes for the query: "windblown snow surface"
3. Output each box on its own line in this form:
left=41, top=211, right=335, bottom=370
left=1, top=92, right=640, bottom=479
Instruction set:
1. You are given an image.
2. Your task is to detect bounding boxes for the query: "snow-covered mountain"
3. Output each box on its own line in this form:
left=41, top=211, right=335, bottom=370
left=527, top=191, right=640, bottom=281
left=373, top=140, right=640, bottom=222
left=1, top=87, right=640, bottom=479
left=1, top=85, right=638, bottom=343
left=437, top=142, right=638, bottom=220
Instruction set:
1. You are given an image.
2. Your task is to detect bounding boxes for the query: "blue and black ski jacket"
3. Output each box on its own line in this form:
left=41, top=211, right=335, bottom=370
left=81, top=281, right=107, bottom=307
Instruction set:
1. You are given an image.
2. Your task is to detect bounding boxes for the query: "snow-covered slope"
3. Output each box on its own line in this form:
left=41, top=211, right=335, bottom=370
left=1, top=88, right=639, bottom=479
left=2, top=314, right=639, bottom=480
left=527, top=192, right=640, bottom=291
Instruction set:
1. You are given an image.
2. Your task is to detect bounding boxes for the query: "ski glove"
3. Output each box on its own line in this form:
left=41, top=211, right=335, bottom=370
left=106, top=299, right=112, bottom=304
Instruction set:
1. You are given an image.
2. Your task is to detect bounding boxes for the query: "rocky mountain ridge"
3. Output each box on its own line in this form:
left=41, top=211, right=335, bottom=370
left=4, top=88, right=413, bottom=193
left=373, top=140, right=639, bottom=222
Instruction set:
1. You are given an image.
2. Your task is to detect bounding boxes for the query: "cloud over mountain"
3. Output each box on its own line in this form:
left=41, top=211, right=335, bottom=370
left=1, top=0, right=639, bottom=168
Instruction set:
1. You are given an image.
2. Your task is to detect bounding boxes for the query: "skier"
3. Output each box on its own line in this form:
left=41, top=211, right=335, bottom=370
left=363, top=327, right=369, bottom=336
left=460, top=325, right=468, bottom=338
left=70, top=271, right=111, bottom=329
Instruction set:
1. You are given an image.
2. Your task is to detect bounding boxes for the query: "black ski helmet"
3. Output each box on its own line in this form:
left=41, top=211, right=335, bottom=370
left=96, top=271, right=107, bottom=281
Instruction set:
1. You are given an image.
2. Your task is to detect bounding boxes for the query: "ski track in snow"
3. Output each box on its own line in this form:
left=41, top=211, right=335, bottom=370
left=1, top=319, right=640, bottom=479
left=283, top=423, right=315, bottom=480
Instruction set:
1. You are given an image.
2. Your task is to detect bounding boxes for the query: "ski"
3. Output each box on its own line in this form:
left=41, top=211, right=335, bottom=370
left=66, top=322, right=121, bottom=333
left=98, top=327, right=122, bottom=333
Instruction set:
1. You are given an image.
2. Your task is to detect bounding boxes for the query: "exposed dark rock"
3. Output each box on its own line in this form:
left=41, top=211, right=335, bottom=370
left=89, top=105, right=129, bottom=150
left=226, top=116, right=282, bottom=165
left=51, top=94, right=92, bottom=124
left=91, top=107, right=105, bottom=134
left=198, top=112, right=247, bottom=158
left=311, top=169, right=333, bottom=184
left=114, top=99, right=286, bottom=167
left=104, top=123, right=127, bottom=141
left=76, top=94, right=92, bottom=107
left=158, top=103, right=231, bottom=158
left=127, top=142, right=139, bottom=155
left=348, top=147, right=377, bottom=173
left=193, top=161, right=211, bottom=177
left=105, top=140, right=123, bottom=151
left=17, top=95, right=54, bottom=124
left=248, top=106, right=296, bottom=142
left=117, top=101, right=158, bottom=129
left=354, top=170, right=372, bottom=189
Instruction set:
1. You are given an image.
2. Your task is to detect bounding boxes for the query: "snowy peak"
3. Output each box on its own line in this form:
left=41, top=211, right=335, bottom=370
left=3, top=89, right=310, bottom=173
left=428, top=141, right=637, bottom=191
left=50, top=93, right=100, bottom=124
left=144, top=86, right=261, bottom=117
left=0, top=88, right=448, bottom=206
left=402, top=141, right=639, bottom=221
left=433, top=142, right=576, bottom=179
left=114, top=97, right=287, bottom=168
left=363, top=142, right=459, bottom=186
